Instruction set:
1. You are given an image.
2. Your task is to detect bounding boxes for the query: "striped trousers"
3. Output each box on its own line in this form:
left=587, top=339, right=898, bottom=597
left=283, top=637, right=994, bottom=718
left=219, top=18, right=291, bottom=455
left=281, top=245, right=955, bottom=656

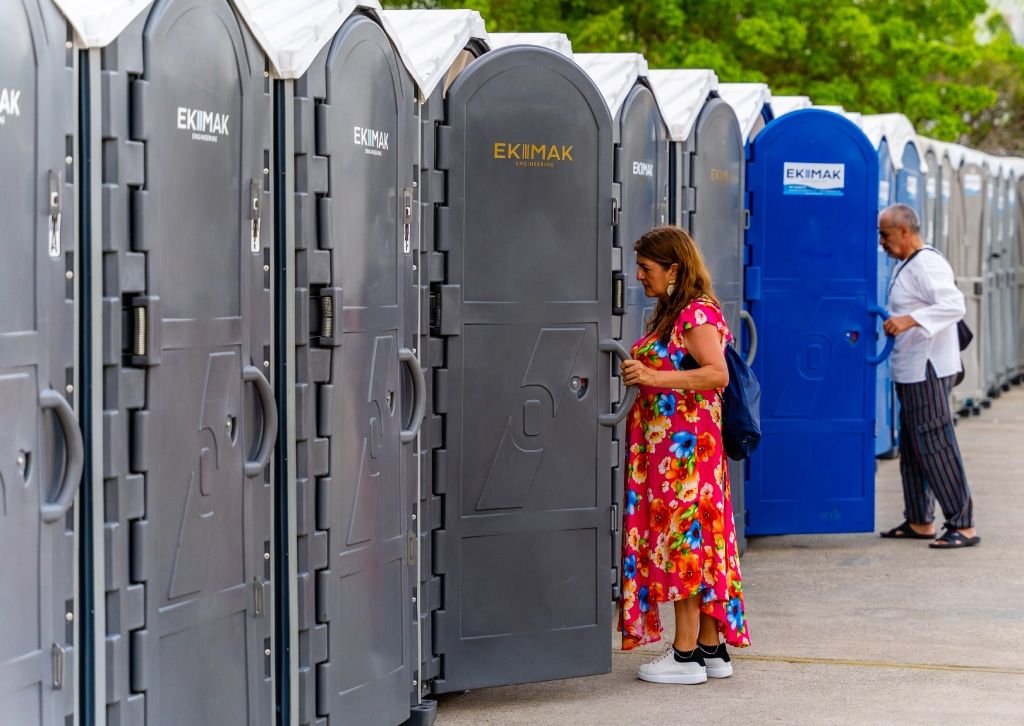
left=895, top=362, right=974, bottom=529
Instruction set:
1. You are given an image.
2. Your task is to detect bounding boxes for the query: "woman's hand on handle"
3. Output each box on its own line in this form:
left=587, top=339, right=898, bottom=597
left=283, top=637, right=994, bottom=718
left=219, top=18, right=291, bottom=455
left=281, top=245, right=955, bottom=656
left=621, top=359, right=657, bottom=387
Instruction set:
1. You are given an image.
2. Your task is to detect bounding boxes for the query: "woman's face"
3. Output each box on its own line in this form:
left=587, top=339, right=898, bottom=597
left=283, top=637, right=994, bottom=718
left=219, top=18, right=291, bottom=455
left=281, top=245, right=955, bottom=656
left=636, top=255, right=678, bottom=299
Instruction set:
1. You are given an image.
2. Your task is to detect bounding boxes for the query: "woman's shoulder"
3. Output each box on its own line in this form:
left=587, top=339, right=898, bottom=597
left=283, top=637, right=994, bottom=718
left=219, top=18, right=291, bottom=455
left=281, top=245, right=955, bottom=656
left=676, top=297, right=724, bottom=329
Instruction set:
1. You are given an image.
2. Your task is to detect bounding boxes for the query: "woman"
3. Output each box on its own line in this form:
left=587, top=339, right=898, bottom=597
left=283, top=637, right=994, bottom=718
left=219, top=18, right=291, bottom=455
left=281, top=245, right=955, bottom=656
left=619, top=226, right=750, bottom=685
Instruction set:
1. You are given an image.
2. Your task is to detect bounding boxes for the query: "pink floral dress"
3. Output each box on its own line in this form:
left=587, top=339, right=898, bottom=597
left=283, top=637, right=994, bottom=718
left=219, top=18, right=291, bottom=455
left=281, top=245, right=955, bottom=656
left=619, top=298, right=750, bottom=650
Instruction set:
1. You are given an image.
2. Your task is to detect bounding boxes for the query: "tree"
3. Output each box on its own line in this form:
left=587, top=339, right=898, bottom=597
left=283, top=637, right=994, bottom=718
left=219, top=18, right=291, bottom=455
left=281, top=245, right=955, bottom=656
left=385, top=0, right=1024, bottom=153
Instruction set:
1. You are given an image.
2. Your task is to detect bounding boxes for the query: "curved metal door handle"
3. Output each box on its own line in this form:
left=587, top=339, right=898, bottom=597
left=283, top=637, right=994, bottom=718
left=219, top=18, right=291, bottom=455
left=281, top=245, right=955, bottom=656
left=598, top=338, right=639, bottom=427
left=866, top=305, right=895, bottom=366
left=739, top=309, right=758, bottom=366
left=243, top=365, right=279, bottom=478
left=399, top=348, right=426, bottom=445
left=39, top=389, right=84, bottom=523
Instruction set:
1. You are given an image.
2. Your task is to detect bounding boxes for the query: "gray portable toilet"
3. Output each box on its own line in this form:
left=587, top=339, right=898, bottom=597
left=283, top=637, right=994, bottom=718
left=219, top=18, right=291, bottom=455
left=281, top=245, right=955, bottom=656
left=574, top=51, right=669, bottom=597
left=919, top=137, right=943, bottom=250
left=981, top=155, right=1001, bottom=401
left=996, top=160, right=1016, bottom=390
left=78, top=1, right=279, bottom=723
left=386, top=12, right=627, bottom=696
left=718, top=82, right=773, bottom=145
left=382, top=7, right=495, bottom=706
left=956, top=148, right=989, bottom=413
left=0, top=2, right=91, bottom=723
left=648, top=69, right=750, bottom=550
left=573, top=53, right=669, bottom=363
left=769, top=95, right=812, bottom=117
left=233, top=2, right=430, bottom=724
left=1009, top=158, right=1024, bottom=383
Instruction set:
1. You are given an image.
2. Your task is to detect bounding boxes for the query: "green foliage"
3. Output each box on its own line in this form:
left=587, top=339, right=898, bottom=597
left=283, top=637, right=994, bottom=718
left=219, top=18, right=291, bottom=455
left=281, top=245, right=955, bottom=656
left=385, top=0, right=1024, bottom=152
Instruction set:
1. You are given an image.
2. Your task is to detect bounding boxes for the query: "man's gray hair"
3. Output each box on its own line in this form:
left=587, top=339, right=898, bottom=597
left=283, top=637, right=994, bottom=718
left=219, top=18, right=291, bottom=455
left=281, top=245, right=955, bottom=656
left=881, top=203, right=921, bottom=234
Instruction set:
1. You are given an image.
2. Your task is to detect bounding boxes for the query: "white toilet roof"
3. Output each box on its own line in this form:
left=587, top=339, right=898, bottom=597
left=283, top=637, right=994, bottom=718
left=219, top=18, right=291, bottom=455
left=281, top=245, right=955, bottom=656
left=574, top=53, right=651, bottom=119
left=488, top=32, right=572, bottom=57
left=381, top=9, right=490, bottom=98
left=53, top=0, right=153, bottom=48
left=860, top=113, right=929, bottom=173
left=769, top=95, right=812, bottom=117
left=646, top=69, right=719, bottom=142
left=717, top=83, right=771, bottom=143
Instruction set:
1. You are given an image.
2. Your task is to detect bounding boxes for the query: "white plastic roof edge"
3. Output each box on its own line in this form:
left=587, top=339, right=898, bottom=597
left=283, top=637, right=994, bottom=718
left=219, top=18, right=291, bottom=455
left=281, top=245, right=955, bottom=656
left=960, top=146, right=988, bottom=170
left=769, top=95, right=812, bottom=117
left=53, top=0, right=153, bottom=48
left=488, top=32, right=572, bottom=58
left=646, top=69, right=719, bottom=142
left=574, top=53, right=650, bottom=119
left=716, top=83, right=771, bottom=143
left=381, top=9, right=489, bottom=98
left=860, top=113, right=929, bottom=173
left=231, top=1, right=394, bottom=79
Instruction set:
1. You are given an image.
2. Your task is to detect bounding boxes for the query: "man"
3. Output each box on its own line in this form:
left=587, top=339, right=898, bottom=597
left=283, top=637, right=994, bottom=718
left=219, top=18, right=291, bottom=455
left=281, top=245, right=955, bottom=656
left=877, top=203, right=980, bottom=549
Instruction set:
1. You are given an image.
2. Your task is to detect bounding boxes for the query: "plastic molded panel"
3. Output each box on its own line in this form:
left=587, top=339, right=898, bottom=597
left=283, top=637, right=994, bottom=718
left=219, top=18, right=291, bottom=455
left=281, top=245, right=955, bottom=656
left=0, top=3, right=78, bottom=724
left=745, top=110, right=880, bottom=535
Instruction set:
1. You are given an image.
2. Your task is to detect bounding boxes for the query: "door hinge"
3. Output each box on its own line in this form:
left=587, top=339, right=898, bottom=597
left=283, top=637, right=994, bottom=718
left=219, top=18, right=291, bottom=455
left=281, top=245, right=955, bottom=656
left=611, top=503, right=619, bottom=533
left=612, top=272, right=626, bottom=316
left=250, top=178, right=262, bottom=253
left=48, top=170, right=62, bottom=258
left=744, top=208, right=751, bottom=230
left=128, top=295, right=161, bottom=366
left=316, top=287, right=342, bottom=347
left=611, top=198, right=621, bottom=227
left=403, top=186, right=414, bottom=254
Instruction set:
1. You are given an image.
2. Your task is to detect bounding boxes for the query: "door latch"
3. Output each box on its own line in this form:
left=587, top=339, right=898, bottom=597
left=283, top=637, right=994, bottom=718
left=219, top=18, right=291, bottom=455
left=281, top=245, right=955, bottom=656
left=48, top=170, right=62, bottom=258
left=51, top=643, right=66, bottom=689
left=403, top=186, right=413, bottom=254
left=250, top=178, right=262, bottom=253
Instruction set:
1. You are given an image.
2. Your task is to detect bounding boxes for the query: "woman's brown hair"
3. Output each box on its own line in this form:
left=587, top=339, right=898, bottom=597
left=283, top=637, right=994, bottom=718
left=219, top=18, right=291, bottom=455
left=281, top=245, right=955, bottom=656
left=634, top=226, right=720, bottom=342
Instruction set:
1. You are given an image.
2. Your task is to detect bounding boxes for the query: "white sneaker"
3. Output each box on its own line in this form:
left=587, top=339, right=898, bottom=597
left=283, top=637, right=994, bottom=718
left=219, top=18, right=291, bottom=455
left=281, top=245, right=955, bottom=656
left=699, top=643, right=733, bottom=678
left=637, top=647, right=707, bottom=684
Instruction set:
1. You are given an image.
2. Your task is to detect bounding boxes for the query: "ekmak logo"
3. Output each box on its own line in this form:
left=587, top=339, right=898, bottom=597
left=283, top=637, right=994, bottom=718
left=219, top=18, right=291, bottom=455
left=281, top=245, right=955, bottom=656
left=0, top=87, right=22, bottom=125
left=176, top=106, right=230, bottom=143
left=353, top=126, right=389, bottom=157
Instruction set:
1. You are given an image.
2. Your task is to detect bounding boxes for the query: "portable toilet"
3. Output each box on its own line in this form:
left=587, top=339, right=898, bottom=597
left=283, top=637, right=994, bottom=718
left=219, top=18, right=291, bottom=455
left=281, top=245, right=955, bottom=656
left=769, top=95, right=812, bottom=117
left=574, top=51, right=669, bottom=578
left=956, top=147, right=989, bottom=414
left=384, top=10, right=627, bottom=696
left=647, top=69, right=751, bottom=550
left=1009, top=158, right=1024, bottom=383
left=982, top=155, right=1001, bottom=401
left=574, top=53, right=669, bottom=350
left=0, top=1, right=111, bottom=722
left=232, top=1, right=434, bottom=723
left=996, top=160, right=1015, bottom=391
left=1004, top=161, right=1021, bottom=386
left=858, top=116, right=898, bottom=458
left=488, top=32, right=573, bottom=57
left=744, top=109, right=888, bottom=534
left=70, top=1, right=281, bottom=723
left=718, top=82, right=774, bottom=144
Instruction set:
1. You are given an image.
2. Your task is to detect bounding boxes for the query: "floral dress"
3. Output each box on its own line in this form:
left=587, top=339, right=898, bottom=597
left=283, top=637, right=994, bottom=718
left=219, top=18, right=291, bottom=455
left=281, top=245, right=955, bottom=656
left=619, top=298, right=750, bottom=650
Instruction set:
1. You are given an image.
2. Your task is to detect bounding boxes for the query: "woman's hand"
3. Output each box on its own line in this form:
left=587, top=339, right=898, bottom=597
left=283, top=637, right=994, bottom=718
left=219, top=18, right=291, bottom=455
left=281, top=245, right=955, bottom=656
left=621, top=359, right=659, bottom=387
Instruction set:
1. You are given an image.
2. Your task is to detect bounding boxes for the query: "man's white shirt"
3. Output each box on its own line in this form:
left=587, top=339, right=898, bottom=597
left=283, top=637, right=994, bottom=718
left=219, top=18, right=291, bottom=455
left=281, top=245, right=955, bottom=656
left=887, top=246, right=965, bottom=384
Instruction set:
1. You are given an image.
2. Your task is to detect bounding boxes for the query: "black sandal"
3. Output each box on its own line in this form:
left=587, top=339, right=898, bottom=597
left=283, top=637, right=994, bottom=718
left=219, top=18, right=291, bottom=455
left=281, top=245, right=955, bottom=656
left=929, top=529, right=981, bottom=549
left=880, top=521, right=934, bottom=539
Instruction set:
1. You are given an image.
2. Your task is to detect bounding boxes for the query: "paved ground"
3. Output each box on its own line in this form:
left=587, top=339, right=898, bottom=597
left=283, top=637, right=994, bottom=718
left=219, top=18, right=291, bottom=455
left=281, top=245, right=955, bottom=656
left=434, top=387, right=1024, bottom=725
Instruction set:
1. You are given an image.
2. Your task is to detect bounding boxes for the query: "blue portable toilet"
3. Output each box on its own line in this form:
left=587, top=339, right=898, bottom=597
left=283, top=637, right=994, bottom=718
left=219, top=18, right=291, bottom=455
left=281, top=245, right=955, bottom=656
left=744, top=109, right=890, bottom=535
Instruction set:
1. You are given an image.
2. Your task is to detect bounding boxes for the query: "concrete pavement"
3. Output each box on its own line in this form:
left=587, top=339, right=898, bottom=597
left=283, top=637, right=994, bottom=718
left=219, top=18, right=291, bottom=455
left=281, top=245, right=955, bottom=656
left=434, top=387, right=1024, bottom=725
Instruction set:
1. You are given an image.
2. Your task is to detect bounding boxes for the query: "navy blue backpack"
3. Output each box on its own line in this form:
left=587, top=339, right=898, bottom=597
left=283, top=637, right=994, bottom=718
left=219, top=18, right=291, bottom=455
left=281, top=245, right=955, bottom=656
left=681, top=346, right=761, bottom=461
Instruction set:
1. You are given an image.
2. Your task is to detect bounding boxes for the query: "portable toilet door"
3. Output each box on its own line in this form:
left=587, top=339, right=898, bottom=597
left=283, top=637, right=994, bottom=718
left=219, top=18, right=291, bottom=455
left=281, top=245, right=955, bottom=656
left=874, top=137, right=897, bottom=457
left=1014, top=164, right=1024, bottom=382
left=1006, top=167, right=1021, bottom=385
left=998, top=166, right=1016, bottom=389
left=574, top=51, right=669, bottom=591
left=82, top=2, right=279, bottom=723
left=402, top=41, right=622, bottom=693
left=745, top=109, right=887, bottom=535
left=648, top=69, right=750, bottom=549
left=0, top=3, right=83, bottom=724
left=957, top=152, right=988, bottom=413
left=236, top=3, right=429, bottom=723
